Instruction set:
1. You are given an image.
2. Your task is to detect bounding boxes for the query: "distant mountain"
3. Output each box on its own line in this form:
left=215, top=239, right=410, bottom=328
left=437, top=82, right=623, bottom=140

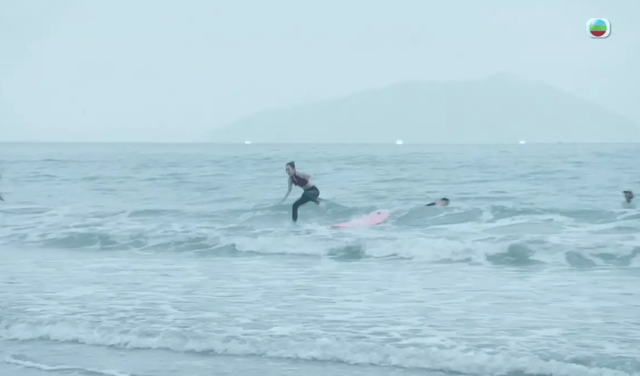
left=210, top=74, right=639, bottom=143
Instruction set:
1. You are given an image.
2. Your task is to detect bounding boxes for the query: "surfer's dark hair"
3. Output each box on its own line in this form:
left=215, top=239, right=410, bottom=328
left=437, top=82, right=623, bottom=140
left=286, top=161, right=295, bottom=169
left=441, top=197, right=449, bottom=201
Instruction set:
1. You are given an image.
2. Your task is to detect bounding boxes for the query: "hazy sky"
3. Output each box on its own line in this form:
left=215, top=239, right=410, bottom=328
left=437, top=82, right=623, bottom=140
left=1, top=0, right=638, bottom=142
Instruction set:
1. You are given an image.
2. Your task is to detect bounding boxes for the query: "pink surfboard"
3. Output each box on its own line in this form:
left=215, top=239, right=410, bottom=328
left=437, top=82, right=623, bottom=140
left=329, top=210, right=390, bottom=229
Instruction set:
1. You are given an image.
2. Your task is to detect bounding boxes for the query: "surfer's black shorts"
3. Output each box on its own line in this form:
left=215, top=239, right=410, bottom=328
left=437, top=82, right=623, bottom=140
left=292, top=186, right=320, bottom=221
left=301, top=186, right=319, bottom=200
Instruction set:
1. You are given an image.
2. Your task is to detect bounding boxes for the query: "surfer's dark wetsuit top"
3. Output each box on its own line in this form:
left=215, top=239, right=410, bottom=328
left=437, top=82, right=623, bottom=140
left=290, top=174, right=320, bottom=222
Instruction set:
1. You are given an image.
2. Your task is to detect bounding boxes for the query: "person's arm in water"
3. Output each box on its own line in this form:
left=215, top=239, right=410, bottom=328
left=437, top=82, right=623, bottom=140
left=426, top=198, right=449, bottom=206
left=280, top=178, right=292, bottom=203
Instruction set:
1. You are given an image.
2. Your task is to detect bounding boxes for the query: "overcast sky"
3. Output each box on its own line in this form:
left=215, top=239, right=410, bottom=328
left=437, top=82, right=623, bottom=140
left=0, top=0, right=638, bottom=142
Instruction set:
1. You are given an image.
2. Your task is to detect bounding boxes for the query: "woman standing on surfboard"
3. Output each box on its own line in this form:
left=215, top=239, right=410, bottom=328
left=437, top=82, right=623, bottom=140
left=280, top=161, right=323, bottom=222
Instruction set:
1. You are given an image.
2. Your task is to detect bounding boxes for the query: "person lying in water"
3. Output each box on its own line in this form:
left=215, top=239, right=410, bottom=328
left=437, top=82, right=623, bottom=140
left=280, top=161, right=323, bottom=222
left=622, top=190, right=635, bottom=209
left=426, top=197, right=449, bottom=206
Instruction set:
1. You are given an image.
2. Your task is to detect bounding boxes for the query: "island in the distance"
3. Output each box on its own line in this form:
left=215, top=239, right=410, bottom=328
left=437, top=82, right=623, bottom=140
left=210, top=74, right=638, bottom=144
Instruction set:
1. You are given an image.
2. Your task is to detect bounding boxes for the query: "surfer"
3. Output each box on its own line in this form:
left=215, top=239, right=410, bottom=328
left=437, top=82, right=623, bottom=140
left=426, top=198, right=449, bottom=207
left=622, top=190, right=635, bottom=209
left=280, top=161, right=322, bottom=222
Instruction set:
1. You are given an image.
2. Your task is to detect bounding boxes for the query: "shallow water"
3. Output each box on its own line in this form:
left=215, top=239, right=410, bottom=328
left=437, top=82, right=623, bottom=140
left=1, top=143, right=639, bottom=376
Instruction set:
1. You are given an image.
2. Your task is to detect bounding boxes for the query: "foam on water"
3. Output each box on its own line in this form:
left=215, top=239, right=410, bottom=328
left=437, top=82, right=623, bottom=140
left=1, top=143, right=639, bottom=376
left=1, top=201, right=638, bottom=267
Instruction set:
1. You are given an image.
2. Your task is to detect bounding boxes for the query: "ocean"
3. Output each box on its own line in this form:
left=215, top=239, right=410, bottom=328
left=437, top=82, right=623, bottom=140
left=0, top=142, right=639, bottom=376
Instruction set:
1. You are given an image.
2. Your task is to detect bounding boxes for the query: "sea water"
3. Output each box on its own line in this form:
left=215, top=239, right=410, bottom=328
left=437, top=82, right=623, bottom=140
left=0, top=143, right=639, bottom=376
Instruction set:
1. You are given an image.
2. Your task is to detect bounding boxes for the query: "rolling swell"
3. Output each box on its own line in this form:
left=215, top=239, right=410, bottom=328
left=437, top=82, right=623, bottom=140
left=0, top=317, right=636, bottom=376
left=1, top=203, right=638, bottom=268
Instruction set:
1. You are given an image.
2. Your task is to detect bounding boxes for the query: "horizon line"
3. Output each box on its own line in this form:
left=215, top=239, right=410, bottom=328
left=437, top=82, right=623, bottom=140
left=2, top=141, right=640, bottom=145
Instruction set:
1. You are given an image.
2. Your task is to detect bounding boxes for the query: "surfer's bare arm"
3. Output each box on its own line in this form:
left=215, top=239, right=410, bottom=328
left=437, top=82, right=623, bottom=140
left=280, top=178, right=292, bottom=203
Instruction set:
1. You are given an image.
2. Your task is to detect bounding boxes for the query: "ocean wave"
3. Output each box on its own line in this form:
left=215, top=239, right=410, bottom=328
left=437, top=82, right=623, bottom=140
left=0, top=319, right=636, bottom=376
left=4, top=354, right=133, bottom=376
left=1, top=204, right=639, bottom=268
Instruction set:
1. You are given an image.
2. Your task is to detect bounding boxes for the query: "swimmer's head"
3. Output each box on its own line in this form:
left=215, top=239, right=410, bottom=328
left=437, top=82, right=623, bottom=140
left=623, top=191, right=634, bottom=202
left=426, top=197, right=450, bottom=207
left=436, top=198, right=450, bottom=206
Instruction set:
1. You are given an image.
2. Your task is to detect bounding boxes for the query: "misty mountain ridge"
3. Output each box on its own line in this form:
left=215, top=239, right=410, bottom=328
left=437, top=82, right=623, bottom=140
left=210, top=74, right=638, bottom=144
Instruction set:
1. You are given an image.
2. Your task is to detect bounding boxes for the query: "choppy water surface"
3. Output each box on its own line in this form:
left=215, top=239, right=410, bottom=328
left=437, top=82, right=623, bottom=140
left=0, top=143, right=639, bottom=376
